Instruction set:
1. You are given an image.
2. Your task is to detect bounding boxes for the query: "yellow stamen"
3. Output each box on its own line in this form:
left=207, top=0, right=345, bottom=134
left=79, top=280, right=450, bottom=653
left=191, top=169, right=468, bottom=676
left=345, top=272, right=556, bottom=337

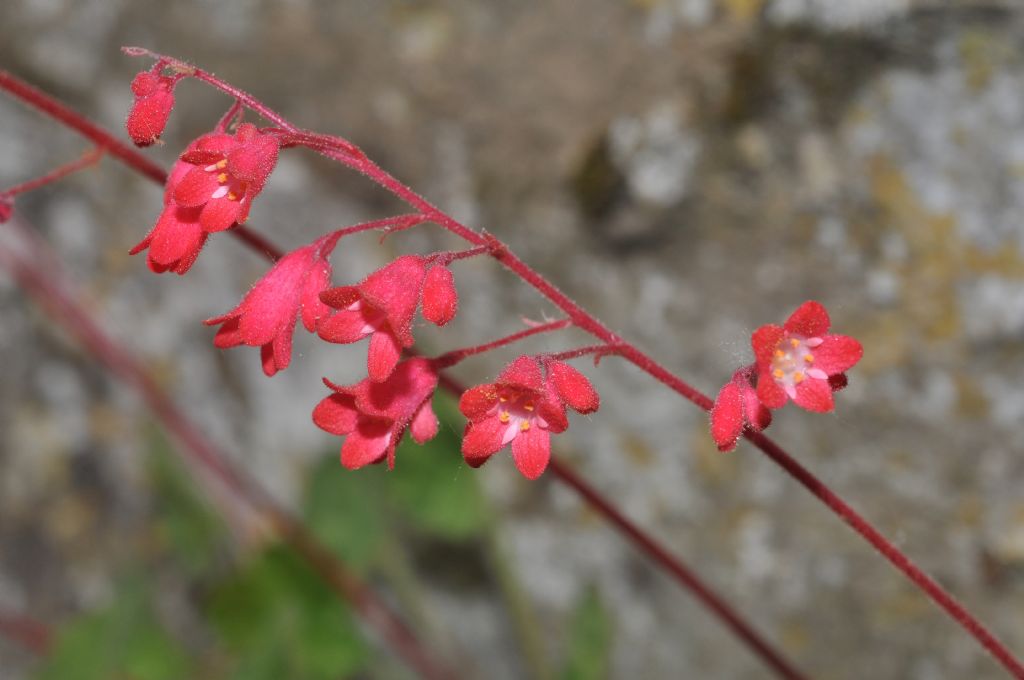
left=499, top=411, right=510, bottom=423
left=520, top=421, right=530, bottom=431
left=790, top=338, right=800, bottom=348
left=774, top=349, right=785, bottom=358
left=793, top=372, right=805, bottom=383
left=216, top=159, right=228, bottom=169
left=804, top=354, right=814, bottom=363
left=773, top=369, right=784, bottom=379
left=499, top=396, right=507, bottom=403
left=227, top=192, right=239, bottom=201
left=217, top=172, right=229, bottom=184
left=524, top=402, right=534, bottom=412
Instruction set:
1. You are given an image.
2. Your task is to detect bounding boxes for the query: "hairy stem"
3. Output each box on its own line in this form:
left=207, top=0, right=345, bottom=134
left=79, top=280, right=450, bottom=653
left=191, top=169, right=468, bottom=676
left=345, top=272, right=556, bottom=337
left=432, top=319, right=573, bottom=369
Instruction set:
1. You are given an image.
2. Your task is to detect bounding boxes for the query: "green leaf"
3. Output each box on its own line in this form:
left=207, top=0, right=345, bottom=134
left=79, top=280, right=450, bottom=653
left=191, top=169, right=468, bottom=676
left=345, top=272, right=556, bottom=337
left=207, top=545, right=369, bottom=680
left=302, top=454, right=388, bottom=571
left=561, top=586, right=613, bottom=680
left=386, top=394, right=489, bottom=539
left=35, top=584, right=192, bottom=680
left=145, top=425, right=225, bottom=575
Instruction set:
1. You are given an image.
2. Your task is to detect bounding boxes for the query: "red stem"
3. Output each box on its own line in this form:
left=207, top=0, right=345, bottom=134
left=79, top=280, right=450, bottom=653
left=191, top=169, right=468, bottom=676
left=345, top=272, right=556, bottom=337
left=0, top=611, right=51, bottom=655
left=432, top=370, right=808, bottom=679
left=0, top=224, right=457, bottom=680
left=10, top=59, right=1022, bottom=678
left=1, top=146, right=104, bottom=198
left=432, top=319, right=572, bottom=368
left=0, top=70, right=280, bottom=262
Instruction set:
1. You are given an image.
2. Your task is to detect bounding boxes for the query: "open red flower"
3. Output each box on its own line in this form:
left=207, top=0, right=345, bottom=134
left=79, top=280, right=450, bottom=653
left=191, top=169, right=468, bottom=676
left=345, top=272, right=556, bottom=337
left=313, top=357, right=439, bottom=470
left=459, top=356, right=598, bottom=480
left=126, top=70, right=177, bottom=147
left=710, top=366, right=772, bottom=452
left=171, top=122, right=279, bottom=233
left=129, top=159, right=208, bottom=274
left=752, top=301, right=863, bottom=413
left=318, top=255, right=429, bottom=382
left=205, top=237, right=335, bottom=376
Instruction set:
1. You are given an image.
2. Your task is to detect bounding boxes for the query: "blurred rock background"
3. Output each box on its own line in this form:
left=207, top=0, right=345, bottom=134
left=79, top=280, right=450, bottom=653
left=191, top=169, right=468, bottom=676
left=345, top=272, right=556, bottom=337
left=2, top=0, right=1024, bottom=678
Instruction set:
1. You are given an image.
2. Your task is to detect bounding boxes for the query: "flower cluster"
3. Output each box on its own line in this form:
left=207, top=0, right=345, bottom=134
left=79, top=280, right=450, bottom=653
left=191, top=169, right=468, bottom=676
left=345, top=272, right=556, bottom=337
left=131, top=122, right=279, bottom=274
left=318, top=255, right=458, bottom=382
left=460, top=356, right=599, bottom=479
left=710, top=301, right=862, bottom=452
left=126, top=69, right=178, bottom=147
left=313, top=358, right=440, bottom=470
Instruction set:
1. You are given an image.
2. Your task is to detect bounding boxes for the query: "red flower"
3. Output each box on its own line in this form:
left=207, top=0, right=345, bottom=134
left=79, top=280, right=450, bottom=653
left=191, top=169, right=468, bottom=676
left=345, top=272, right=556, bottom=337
left=752, top=301, right=863, bottom=413
left=710, top=366, right=772, bottom=452
left=313, top=357, right=439, bottom=470
left=126, top=70, right=177, bottom=147
left=459, top=357, right=598, bottom=480
left=129, top=159, right=208, bottom=274
left=171, top=122, right=279, bottom=233
left=421, top=264, right=458, bottom=327
left=204, top=238, right=335, bottom=376
left=318, top=255, right=429, bottom=382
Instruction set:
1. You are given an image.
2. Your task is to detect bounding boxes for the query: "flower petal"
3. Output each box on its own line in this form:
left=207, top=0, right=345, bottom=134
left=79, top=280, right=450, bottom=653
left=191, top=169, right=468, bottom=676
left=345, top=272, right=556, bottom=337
left=497, top=356, right=544, bottom=391
left=340, top=418, right=392, bottom=469
left=549, top=362, right=599, bottom=414
left=751, top=325, right=784, bottom=370
left=300, top=258, right=333, bottom=332
left=462, top=416, right=507, bottom=464
left=359, top=255, right=427, bottom=346
left=784, top=300, right=830, bottom=337
left=211, top=316, right=243, bottom=349
left=367, top=330, right=401, bottom=382
left=793, top=378, right=835, bottom=413
left=317, top=310, right=372, bottom=344
left=511, top=426, right=551, bottom=480
left=422, top=265, right=458, bottom=327
left=810, top=335, right=863, bottom=375
left=312, top=393, right=359, bottom=435
left=173, top=167, right=218, bottom=207
left=409, top=400, right=439, bottom=444
left=710, top=381, right=744, bottom=452
left=320, top=286, right=361, bottom=309
left=459, top=385, right=499, bottom=421
left=756, top=372, right=789, bottom=409
left=741, top=382, right=772, bottom=432
left=199, top=197, right=242, bottom=232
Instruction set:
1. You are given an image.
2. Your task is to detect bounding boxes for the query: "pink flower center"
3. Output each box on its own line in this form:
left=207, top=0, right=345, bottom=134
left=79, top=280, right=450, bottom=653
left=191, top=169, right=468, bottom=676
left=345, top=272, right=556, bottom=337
left=770, top=335, right=827, bottom=399
left=203, top=159, right=246, bottom=202
left=495, top=388, right=545, bottom=444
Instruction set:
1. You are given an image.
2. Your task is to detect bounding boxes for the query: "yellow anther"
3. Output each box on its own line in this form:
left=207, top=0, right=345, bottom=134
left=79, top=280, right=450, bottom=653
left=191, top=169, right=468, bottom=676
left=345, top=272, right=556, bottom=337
left=774, top=349, right=785, bottom=358
left=216, top=159, right=228, bottom=169
left=227, top=192, right=239, bottom=201
left=793, top=372, right=805, bottom=383
left=804, top=354, right=814, bottom=363
left=790, top=338, right=800, bottom=348
left=773, top=369, right=784, bottom=379
left=524, top=402, right=534, bottom=412
left=499, top=411, right=510, bottom=423
left=217, top=172, right=229, bottom=184
left=520, top=421, right=531, bottom=431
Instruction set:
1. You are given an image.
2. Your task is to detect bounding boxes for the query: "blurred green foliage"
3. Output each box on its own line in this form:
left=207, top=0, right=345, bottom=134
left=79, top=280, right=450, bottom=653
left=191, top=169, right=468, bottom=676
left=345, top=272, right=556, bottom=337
left=561, top=586, right=613, bottom=680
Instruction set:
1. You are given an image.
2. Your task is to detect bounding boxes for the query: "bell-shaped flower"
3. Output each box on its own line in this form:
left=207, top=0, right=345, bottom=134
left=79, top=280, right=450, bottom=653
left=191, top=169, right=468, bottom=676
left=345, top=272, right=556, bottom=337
left=752, top=300, right=863, bottom=413
left=318, top=255, right=428, bottom=382
left=710, top=366, right=772, bottom=452
left=129, top=159, right=208, bottom=274
left=170, top=122, right=279, bottom=233
left=312, top=357, right=439, bottom=469
left=459, top=356, right=598, bottom=480
left=126, top=70, right=177, bottom=147
left=204, top=239, right=334, bottom=376
left=421, top=264, right=458, bottom=327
